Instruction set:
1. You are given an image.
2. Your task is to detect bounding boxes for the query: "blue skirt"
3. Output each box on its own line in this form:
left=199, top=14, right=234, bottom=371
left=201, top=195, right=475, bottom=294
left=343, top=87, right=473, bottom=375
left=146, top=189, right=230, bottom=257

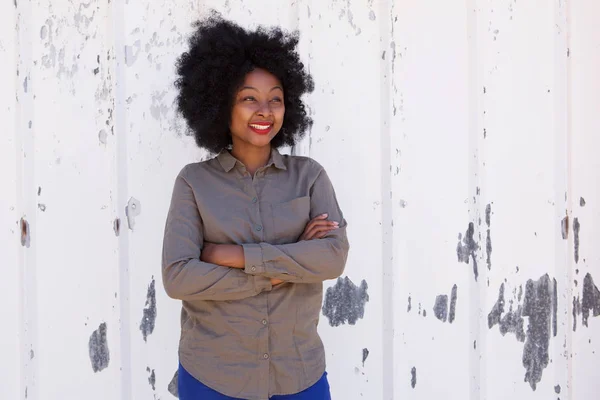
left=178, top=363, right=331, bottom=400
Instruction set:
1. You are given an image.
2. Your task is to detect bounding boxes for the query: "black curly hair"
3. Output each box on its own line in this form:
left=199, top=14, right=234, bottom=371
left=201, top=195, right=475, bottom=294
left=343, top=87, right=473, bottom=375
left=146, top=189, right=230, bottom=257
left=175, top=13, right=315, bottom=154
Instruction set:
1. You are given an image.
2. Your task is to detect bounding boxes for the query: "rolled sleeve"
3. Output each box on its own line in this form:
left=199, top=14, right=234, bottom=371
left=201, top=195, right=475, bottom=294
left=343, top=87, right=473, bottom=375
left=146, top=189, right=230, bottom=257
left=243, top=243, right=265, bottom=275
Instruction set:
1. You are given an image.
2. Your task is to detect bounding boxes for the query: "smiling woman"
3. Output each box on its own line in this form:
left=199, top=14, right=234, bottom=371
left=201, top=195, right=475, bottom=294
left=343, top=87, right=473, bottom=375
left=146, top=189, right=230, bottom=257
left=162, top=12, right=349, bottom=400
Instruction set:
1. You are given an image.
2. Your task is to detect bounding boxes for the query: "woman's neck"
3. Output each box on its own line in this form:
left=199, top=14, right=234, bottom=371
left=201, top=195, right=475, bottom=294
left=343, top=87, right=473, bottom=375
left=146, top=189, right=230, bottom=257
left=230, top=142, right=271, bottom=176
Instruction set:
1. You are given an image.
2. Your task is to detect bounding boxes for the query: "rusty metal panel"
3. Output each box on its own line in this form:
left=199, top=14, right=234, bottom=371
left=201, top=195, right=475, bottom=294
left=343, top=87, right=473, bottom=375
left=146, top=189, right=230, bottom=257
left=2, top=1, right=599, bottom=399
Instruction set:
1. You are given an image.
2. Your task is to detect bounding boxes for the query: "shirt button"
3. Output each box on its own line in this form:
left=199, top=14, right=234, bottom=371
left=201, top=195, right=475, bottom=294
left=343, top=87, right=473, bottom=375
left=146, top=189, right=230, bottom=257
left=252, top=197, right=258, bottom=204
left=251, top=266, right=257, bottom=272
left=262, top=319, right=268, bottom=325
left=263, top=353, right=269, bottom=359
left=255, top=225, right=262, bottom=232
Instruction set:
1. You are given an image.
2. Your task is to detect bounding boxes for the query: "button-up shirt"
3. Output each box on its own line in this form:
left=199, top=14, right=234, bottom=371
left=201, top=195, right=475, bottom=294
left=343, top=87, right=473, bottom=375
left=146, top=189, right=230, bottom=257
left=161, top=148, right=349, bottom=400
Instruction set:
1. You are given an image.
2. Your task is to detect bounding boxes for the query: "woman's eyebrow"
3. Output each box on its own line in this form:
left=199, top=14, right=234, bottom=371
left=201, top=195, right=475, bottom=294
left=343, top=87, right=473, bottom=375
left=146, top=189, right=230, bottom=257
left=239, top=86, right=283, bottom=92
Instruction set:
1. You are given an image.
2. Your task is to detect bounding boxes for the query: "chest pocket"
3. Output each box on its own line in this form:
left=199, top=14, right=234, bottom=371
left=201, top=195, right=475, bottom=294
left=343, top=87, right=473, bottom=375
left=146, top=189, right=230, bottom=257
left=268, top=196, right=311, bottom=244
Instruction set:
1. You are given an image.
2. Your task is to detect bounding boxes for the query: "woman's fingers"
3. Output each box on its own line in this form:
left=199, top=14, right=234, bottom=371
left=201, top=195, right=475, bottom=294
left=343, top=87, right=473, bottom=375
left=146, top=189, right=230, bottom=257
left=302, top=220, right=339, bottom=240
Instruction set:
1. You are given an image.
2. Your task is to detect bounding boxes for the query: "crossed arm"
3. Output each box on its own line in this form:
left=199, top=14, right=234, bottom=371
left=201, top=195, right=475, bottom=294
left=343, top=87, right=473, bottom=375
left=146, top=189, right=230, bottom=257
left=162, top=166, right=349, bottom=302
left=200, top=214, right=339, bottom=286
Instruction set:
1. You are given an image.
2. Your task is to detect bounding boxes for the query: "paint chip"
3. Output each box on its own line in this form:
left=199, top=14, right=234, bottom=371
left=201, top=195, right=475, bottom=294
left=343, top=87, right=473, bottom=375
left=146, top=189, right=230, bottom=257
left=449, top=285, right=458, bottom=323
left=433, top=295, right=448, bottom=322
left=573, top=218, right=580, bottom=263
left=140, top=278, right=157, bottom=342
left=168, top=370, right=179, bottom=397
left=580, top=197, right=586, bottom=207
left=362, top=348, right=369, bottom=366
left=522, top=275, right=553, bottom=390
left=411, top=367, right=417, bottom=388
left=99, top=129, right=108, bottom=145
left=89, top=322, right=110, bottom=372
left=147, top=367, right=156, bottom=390
left=322, top=277, right=369, bottom=327
left=20, top=217, right=30, bottom=247
left=38, top=204, right=46, bottom=212
left=113, top=218, right=120, bottom=236
left=561, top=216, right=568, bottom=239
left=457, top=222, right=479, bottom=281
left=582, top=273, right=600, bottom=327
left=126, top=197, right=141, bottom=230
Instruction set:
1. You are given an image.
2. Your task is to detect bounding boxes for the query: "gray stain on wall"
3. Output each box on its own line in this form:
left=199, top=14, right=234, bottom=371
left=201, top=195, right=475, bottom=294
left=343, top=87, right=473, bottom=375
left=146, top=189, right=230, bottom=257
left=362, top=348, right=369, bottom=366
left=457, top=222, right=479, bottom=281
left=322, top=277, right=369, bottom=327
left=140, top=278, right=157, bottom=342
left=89, top=322, right=110, bottom=372
left=411, top=367, right=417, bottom=388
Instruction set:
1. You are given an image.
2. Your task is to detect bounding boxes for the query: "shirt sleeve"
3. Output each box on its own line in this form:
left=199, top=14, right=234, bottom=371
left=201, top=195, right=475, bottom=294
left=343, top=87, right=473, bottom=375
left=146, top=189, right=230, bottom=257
left=162, top=166, right=273, bottom=301
left=242, top=164, right=350, bottom=283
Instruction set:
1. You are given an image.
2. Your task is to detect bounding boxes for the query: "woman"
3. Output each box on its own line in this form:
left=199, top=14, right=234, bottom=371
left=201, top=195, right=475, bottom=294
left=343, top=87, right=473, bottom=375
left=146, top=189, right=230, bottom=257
left=162, top=14, right=349, bottom=400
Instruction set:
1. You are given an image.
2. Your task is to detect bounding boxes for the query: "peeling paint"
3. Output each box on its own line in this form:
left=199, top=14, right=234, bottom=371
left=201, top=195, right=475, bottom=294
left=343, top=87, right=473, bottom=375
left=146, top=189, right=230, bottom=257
left=555, top=384, right=561, bottom=394
left=433, top=294, right=448, bottom=322
left=362, top=348, right=369, bottom=366
left=125, top=40, right=142, bottom=67
left=322, top=277, right=369, bottom=327
left=449, top=285, right=457, bottom=323
left=99, top=129, right=108, bottom=145
left=126, top=197, right=141, bottom=230
left=410, top=367, right=417, bottom=388
left=37, top=204, right=46, bottom=212
left=580, top=197, right=586, bottom=207
left=150, top=90, right=169, bottom=120
left=522, top=274, right=553, bottom=390
left=407, top=296, right=411, bottom=312
left=140, top=278, right=157, bottom=342
left=485, top=204, right=492, bottom=270
left=147, top=367, right=156, bottom=390
left=457, top=222, right=479, bottom=281
left=573, top=217, right=580, bottom=263
left=168, top=370, right=179, bottom=398
left=20, top=217, right=30, bottom=247
left=369, top=10, right=376, bottom=20
left=113, top=218, right=120, bottom=236
left=561, top=216, right=568, bottom=239
left=89, top=322, right=110, bottom=373
left=582, top=273, right=600, bottom=327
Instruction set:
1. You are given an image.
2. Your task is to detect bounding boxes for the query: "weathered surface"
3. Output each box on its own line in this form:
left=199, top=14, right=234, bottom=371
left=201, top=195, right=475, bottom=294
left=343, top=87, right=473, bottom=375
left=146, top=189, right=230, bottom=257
left=322, top=277, right=369, bottom=327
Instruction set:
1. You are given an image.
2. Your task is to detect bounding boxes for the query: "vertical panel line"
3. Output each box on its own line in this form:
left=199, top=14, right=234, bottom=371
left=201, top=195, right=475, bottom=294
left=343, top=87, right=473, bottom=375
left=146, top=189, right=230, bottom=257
left=380, top=1, right=394, bottom=399
left=16, top=0, right=38, bottom=398
left=111, top=0, right=132, bottom=398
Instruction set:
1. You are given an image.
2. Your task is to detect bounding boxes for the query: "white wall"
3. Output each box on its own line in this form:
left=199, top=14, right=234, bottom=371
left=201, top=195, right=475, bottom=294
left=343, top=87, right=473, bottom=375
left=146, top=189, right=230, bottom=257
left=1, top=1, right=599, bottom=399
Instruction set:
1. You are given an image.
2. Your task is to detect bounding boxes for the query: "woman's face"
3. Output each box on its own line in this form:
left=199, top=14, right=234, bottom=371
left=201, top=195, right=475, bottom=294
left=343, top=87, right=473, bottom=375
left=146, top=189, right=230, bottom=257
left=230, top=68, right=285, bottom=150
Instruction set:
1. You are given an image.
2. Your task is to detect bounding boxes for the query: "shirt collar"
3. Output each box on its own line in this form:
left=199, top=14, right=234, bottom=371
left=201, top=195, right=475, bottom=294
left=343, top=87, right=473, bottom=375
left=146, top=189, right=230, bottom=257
left=217, top=148, right=287, bottom=172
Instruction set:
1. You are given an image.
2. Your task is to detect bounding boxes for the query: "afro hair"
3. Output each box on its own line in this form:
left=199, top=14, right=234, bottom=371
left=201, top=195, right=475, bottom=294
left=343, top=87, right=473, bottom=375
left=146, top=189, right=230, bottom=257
left=174, top=13, right=315, bottom=154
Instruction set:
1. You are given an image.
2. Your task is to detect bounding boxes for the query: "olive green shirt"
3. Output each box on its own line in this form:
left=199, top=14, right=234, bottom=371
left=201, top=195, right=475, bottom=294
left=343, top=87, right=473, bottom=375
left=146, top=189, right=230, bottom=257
left=161, top=148, right=349, bottom=400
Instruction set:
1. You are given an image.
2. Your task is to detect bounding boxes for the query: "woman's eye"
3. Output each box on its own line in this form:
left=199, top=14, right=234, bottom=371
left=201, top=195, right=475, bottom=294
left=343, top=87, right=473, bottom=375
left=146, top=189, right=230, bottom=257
left=243, top=96, right=256, bottom=101
left=271, top=98, right=282, bottom=103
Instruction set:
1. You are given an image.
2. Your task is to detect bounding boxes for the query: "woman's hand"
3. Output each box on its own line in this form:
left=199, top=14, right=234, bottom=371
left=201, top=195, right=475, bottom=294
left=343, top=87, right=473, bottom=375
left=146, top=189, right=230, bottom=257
left=200, top=243, right=245, bottom=268
left=298, top=213, right=339, bottom=241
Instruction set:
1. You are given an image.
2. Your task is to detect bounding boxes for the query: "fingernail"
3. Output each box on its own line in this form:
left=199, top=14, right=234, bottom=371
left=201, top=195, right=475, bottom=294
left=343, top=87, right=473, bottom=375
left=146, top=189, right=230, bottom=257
left=321, top=213, right=328, bottom=217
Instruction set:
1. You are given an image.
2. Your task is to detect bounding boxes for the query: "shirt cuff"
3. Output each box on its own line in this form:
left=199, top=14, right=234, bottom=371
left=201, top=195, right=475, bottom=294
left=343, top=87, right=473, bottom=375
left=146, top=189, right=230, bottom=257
left=242, top=243, right=265, bottom=275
